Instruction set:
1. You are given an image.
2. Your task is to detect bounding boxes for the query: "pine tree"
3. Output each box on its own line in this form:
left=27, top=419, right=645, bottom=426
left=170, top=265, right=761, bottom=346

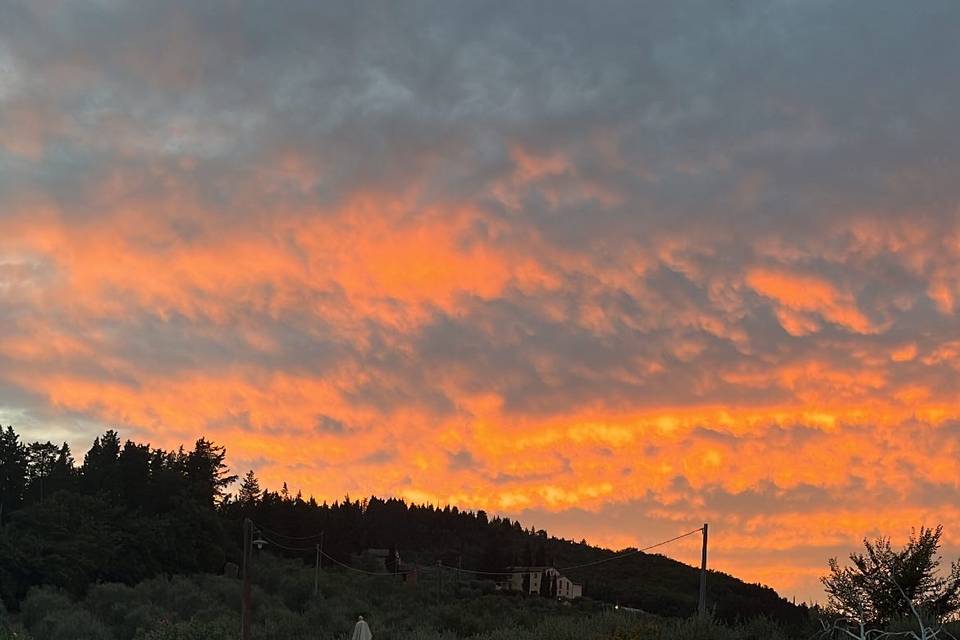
left=185, top=438, right=237, bottom=506
left=0, top=426, right=27, bottom=522
left=238, top=470, right=261, bottom=505
left=25, top=441, right=59, bottom=503
left=45, top=442, right=77, bottom=496
left=82, top=430, right=121, bottom=493
left=118, top=440, right=151, bottom=507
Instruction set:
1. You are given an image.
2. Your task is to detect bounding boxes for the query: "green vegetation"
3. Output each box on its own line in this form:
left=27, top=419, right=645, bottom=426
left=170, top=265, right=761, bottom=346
left=0, top=553, right=810, bottom=640
left=2, top=425, right=958, bottom=639
left=818, top=526, right=960, bottom=639
left=0, top=426, right=814, bottom=638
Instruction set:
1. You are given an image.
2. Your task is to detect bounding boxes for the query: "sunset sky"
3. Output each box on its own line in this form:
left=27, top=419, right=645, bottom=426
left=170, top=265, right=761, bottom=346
left=2, top=1, right=959, bottom=603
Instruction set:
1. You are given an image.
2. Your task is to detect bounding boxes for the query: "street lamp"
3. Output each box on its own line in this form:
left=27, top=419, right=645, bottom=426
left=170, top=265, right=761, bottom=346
left=240, top=518, right=267, bottom=640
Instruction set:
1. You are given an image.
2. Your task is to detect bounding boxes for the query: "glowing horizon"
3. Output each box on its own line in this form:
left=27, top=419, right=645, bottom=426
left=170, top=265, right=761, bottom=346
left=2, top=0, right=959, bottom=604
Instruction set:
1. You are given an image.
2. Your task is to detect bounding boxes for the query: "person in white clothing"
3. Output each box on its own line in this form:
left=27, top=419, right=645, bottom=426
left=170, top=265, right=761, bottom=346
left=351, top=615, right=372, bottom=640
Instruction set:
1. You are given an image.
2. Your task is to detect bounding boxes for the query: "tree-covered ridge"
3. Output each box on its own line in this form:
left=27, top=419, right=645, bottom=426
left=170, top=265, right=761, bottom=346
left=0, top=427, right=234, bottom=603
left=0, top=426, right=804, bottom=626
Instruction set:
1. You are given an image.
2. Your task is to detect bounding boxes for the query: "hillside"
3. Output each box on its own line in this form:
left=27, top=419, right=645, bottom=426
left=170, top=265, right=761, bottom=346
left=0, top=427, right=807, bottom=632
left=223, top=493, right=805, bottom=625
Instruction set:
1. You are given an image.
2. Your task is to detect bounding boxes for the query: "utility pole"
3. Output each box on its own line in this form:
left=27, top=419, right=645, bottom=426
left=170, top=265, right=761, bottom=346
left=698, top=523, right=708, bottom=618
left=436, top=560, right=442, bottom=604
left=314, top=543, right=321, bottom=596
left=319, top=530, right=325, bottom=570
left=241, top=518, right=252, bottom=640
left=457, top=555, right=462, bottom=586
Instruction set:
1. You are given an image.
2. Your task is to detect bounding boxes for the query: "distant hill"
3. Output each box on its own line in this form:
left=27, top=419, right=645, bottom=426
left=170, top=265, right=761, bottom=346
left=0, top=426, right=806, bottom=628
left=221, top=491, right=807, bottom=625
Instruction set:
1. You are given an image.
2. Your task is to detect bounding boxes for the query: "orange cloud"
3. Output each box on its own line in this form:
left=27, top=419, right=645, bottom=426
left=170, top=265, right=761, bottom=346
left=746, top=267, right=874, bottom=334
left=4, top=191, right=959, bottom=606
left=3, top=30, right=960, bottom=609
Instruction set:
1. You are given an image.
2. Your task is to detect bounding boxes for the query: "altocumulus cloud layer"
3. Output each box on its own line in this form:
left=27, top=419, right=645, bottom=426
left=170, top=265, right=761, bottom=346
left=1, top=0, right=959, bottom=601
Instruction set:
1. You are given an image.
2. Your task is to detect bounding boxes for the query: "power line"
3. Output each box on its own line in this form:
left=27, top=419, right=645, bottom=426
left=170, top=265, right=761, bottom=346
left=252, top=520, right=702, bottom=578
left=255, top=530, right=397, bottom=576
left=558, top=527, right=704, bottom=571
left=436, top=527, right=704, bottom=575
left=253, top=522, right=396, bottom=576
left=255, top=534, right=315, bottom=554
left=252, top=522, right=325, bottom=542
left=318, top=550, right=398, bottom=576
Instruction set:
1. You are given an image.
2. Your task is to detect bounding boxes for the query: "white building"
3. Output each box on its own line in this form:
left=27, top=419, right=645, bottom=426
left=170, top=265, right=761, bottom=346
left=501, top=566, right=583, bottom=600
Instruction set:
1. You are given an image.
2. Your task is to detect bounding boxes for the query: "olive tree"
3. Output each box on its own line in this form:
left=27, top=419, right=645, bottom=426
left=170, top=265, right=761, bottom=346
left=820, top=525, right=960, bottom=633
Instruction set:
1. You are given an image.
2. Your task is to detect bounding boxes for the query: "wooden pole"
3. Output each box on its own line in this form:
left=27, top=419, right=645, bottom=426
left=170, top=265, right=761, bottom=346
left=436, top=560, right=442, bottom=604
left=241, top=518, right=252, bottom=640
left=314, top=543, right=321, bottom=596
left=698, top=523, right=708, bottom=618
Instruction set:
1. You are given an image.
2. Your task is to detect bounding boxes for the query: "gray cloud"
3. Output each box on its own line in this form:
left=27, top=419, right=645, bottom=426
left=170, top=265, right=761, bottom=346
left=2, top=0, right=960, bottom=606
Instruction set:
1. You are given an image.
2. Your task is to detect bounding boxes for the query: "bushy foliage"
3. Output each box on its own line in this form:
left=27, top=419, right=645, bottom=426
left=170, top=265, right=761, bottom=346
left=137, top=618, right=235, bottom=640
left=0, top=425, right=810, bottom=637
left=735, top=615, right=789, bottom=640
left=822, top=526, right=960, bottom=627
left=0, top=554, right=807, bottom=640
left=20, top=587, right=111, bottom=640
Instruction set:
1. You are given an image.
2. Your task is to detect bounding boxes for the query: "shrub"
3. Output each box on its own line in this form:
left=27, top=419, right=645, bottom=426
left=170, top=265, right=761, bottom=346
left=119, top=604, right=169, bottom=640
left=255, top=606, right=313, bottom=640
left=136, top=617, right=234, bottom=640
left=83, top=582, right=139, bottom=632
left=20, top=587, right=73, bottom=631
left=885, top=611, right=948, bottom=637
left=25, top=607, right=111, bottom=640
left=664, top=615, right=738, bottom=640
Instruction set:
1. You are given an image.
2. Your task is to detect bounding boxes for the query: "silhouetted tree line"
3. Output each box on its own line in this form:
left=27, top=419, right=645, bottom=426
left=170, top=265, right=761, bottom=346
left=0, top=426, right=806, bottom=626
left=0, top=426, right=233, bottom=607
